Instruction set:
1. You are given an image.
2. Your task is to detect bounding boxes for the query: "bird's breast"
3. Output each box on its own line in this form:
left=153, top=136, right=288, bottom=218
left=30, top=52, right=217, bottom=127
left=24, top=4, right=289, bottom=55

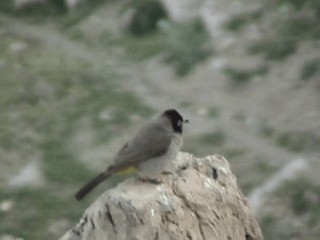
left=137, top=134, right=183, bottom=178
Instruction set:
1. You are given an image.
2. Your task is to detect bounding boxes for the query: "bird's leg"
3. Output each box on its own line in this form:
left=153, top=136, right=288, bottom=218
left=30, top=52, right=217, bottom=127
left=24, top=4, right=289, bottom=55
left=138, top=175, right=163, bottom=184
left=161, top=170, right=173, bottom=176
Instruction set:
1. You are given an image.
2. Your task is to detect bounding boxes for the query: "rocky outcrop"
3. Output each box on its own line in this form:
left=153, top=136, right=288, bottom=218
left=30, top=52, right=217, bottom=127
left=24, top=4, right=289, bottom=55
left=60, top=152, right=262, bottom=240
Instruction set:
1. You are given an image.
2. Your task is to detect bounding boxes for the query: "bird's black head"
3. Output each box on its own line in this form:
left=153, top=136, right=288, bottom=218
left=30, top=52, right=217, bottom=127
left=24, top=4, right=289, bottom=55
left=163, top=109, right=188, bottom=133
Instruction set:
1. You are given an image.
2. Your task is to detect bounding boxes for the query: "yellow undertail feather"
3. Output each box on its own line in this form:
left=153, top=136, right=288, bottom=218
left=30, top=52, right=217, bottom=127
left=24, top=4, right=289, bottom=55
left=115, top=165, right=136, bottom=175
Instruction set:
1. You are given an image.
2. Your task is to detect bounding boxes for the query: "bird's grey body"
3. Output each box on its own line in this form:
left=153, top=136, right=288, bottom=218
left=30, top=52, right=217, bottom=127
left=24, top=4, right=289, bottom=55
left=113, top=113, right=183, bottom=179
left=75, top=109, right=188, bottom=201
left=136, top=132, right=183, bottom=179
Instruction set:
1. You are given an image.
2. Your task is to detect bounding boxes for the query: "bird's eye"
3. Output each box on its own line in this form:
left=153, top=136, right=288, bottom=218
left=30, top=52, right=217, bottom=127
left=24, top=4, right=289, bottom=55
left=177, top=120, right=182, bottom=126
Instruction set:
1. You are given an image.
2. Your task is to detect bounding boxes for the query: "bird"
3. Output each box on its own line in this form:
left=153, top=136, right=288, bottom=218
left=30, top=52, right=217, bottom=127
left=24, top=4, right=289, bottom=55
left=75, top=109, right=189, bottom=201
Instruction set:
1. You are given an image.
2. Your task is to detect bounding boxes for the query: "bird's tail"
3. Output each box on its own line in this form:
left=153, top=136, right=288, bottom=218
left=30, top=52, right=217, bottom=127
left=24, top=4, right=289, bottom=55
left=75, top=171, right=111, bottom=201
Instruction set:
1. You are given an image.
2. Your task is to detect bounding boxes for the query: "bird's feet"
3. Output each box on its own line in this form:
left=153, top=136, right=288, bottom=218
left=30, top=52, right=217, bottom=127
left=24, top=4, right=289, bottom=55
left=138, top=176, right=162, bottom=184
left=138, top=171, right=174, bottom=184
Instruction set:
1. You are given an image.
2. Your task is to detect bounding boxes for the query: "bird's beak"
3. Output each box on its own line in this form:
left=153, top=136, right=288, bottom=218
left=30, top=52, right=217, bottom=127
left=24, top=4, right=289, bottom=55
left=183, top=119, right=189, bottom=123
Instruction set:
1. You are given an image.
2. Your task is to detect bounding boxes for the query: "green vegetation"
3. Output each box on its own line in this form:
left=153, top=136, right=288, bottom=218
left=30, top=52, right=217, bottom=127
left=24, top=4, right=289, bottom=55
left=223, top=65, right=268, bottom=84
left=0, top=35, right=150, bottom=146
left=1, top=0, right=319, bottom=239
left=197, top=131, right=226, bottom=147
left=254, top=160, right=277, bottom=174
left=0, top=188, right=89, bottom=239
left=118, top=18, right=212, bottom=76
left=260, top=123, right=320, bottom=152
left=277, top=15, right=320, bottom=41
left=223, top=10, right=262, bottom=32
left=240, top=158, right=277, bottom=194
left=276, top=0, right=320, bottom=10
left=0, top=2, right=190, bottom=236
left=248, top=39, right=297, bottom=60
left=184, top=131, right=230, bottom=157
left=260, top=125, right=276, bottom=138
left=208, top=107, right=220, bottom=119
left=163, top=19, right=212, bottom=76
left=260, top=214, right=294, bottom=240
left=178, top=101, right=193, bottom=108
left=260, top=215, right=276, bottom=236
left=277, top=176, right=320, bottom=226
left=246, top=0, right=320, bottom=61
left=111, top=16, right=212, bottom=76
left=300, top=58, right=320, bottom=81
left=125, top=0, right=167, bottom=35
left=222, top=147, right=247, bottom=160
left=276, top=131, right=320, bottom=152
left=42, top=139, right=95, bottom=184
left=117, top=31, right=166, bottom=60
left=20, top=0, right=68, bottom=15
left=0, top=0, right=115, bottom=25
left=261, top=176, right=320, bottom=239
left=0, top=29, right=150, bottom=238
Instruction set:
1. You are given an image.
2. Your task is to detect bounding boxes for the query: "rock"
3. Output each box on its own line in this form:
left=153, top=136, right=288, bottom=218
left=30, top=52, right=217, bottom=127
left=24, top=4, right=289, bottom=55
left=48, top=219, right=71, bottom=235
left=60, top=152, right=263, bottom=240
left=9, top=41, right=28, bottom=54
left=0, top=235, right=17, bottom=240
left=7, top=159, right=45, bottom=188
left=0, top=200, right=15, bottom=212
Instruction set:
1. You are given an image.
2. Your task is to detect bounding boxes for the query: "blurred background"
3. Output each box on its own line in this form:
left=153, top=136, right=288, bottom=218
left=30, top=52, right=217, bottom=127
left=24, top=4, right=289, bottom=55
left=0, top=0, right=319, bottom=239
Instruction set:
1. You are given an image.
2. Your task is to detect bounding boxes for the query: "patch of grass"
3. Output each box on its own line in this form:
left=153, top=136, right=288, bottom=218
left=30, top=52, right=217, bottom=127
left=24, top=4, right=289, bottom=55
left=223, top=65, right=268, bottom=84
left=260, top=125, right=276, bottom=138
left=117, top=31, right=166, bottom=60
left=300, top=58, right=320, bottom=81
left=248, top=39, right=297, bottom=60
left=0, top=0, right=115, bottom=27
left=0, top=33, right=150, bottom=146
left=125, top=0, right=168, bottom=36
left=276, top=131, right=320, bottom=152
left=241, top=181, right=259, bottom=195
left=68, top=0, right=115, bottom=18
left=260, top=214, right=294, bottom=240
left=163, top=19, right=212, bottom=76
left=276, top=0, right=320, bottom=10
left=223, top=68, right=251, bottom=83
left=42, top=138, right=95, bottom=184
left=118, top=18, right=212, bottom=75
left=0, top=0, right=67, bottom=18
left=260, top=214, right=275, bottom=234
left=277, top=16, right=320, bottom=40
left=240, top=158, right=277, bottom=194
left=248, top=2, right=320, bottom=61
left=0, top=32, right=150, bottom=239
left=254, top=160, right=277, bottom=174
left=260, top=175, right=320, bottom=239
left=276, top=176, right=320, bottom=226
left=208, top=107, right=220, bottom=119
left=0, top=188, right=89, bottom=239
left=197, top=131, right=226, bottom=147
left=260, top=124, right=320, bottom=152
left=179, top=101, right=193, bottom=108
left=184, top=131, right=228, bottom=157
left=222, top=147, right=247, bottom=160
left=223, top=10, right=262, bottom=32
left=0, top=1, right=14, bottom=13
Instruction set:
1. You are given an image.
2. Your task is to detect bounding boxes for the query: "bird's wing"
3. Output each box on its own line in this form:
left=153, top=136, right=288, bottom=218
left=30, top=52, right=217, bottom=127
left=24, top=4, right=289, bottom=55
left=111, top=122, right=172, bottom=170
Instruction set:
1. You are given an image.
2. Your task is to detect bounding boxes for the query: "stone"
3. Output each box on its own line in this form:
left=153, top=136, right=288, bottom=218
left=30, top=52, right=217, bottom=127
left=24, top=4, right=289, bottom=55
left=60, top=152, right=263, bottom=240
